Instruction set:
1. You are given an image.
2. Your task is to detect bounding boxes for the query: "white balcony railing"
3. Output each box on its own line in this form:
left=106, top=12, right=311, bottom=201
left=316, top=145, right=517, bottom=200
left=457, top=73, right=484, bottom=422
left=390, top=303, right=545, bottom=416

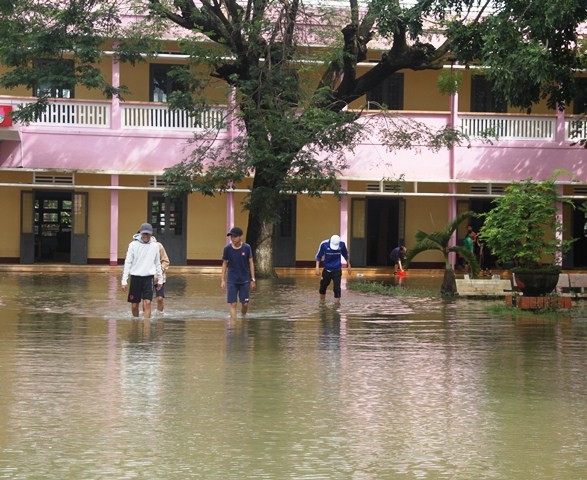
left=460, top=115, right=555, bottom=141
left=12, top=99, right=227, bottom=131
left=566, top=117, right=587, bottom=142
left=122, top=104, right=226, bottom=130
left=25, top=101, right=110, bottom=128
left=8, top=98, right=583, bottom=141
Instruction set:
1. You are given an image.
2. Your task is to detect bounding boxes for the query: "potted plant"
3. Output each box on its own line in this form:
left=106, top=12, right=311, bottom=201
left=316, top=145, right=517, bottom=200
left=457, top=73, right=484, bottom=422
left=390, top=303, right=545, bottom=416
left=478, top=173, right=575, bottom=296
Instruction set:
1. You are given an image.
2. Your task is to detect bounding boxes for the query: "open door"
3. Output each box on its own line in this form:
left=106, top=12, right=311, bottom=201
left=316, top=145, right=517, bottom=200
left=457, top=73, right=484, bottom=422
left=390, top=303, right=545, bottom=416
left=571, top=200, right=587, bottom=268
left=71, top=192, right=88, bottom=264
left=349, top=198, right=366, bottom=267
left=149, top=193, right=187, bottom=265
left=274, top=196, right=296, bottom=267
left=351, top=197, right=405, bottom=267
left=20, top=191, right=35, bottom=264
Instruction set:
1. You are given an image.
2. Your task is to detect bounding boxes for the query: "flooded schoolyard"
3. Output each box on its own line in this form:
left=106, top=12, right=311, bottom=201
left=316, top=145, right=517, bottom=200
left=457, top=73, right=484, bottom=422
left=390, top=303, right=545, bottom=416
left=1, top=272, right=587, bottom=479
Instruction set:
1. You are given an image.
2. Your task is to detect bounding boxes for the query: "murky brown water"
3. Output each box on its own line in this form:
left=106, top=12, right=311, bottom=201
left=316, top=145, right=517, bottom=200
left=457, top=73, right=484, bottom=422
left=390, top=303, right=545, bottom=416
left=1, top=272, right=587, bottom=479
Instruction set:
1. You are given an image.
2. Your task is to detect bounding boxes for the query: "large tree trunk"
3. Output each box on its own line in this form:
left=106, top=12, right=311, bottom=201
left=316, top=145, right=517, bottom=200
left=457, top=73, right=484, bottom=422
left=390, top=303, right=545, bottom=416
left=246, top=213, right=277, bottom=278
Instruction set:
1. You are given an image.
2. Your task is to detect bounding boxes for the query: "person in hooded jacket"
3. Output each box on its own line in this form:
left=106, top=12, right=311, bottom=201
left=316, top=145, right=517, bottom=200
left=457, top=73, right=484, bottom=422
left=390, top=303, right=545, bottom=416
left=121, top=223, right=163, bottom=319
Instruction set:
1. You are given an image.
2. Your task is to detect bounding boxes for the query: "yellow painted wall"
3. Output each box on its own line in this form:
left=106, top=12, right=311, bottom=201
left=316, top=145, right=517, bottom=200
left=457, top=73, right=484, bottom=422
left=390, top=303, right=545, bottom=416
left=118, top=190, right=148, bottom=256
left=404, top=196, right=449, bottom=264
left=404, top=70, right=451, bottom=112
left=76, top=59, right=112, bottom=100
left=75, top=174, right=112, bottom=260
left=0, top=186, right=22, bottom=258
left=119, top=175, right=152, bottom=187
left=121, top=62, right=151, bottom=102
left=297, top=195, right=341, bottom=261
left=119, top=60, right=228, bottom=103
left=187, top=193, right=231, bottom=260
left=86, top=189, right=111, bottom=259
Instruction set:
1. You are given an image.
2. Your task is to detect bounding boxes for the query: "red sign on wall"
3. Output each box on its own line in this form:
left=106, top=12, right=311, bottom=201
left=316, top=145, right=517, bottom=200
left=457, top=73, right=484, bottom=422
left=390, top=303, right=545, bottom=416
left=0, top=105, right=13, bottom=127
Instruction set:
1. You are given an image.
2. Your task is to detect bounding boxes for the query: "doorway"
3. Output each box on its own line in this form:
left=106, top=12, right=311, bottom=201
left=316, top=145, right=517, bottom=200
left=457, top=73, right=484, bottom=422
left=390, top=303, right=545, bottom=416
left=571, top=201, right=587, bottom=268
left=20, top=190, right=88, bottom=264
left=465, top=198, right=497, bottom=270
left=274, top=196, right=296, bottom=267
left=350, top=197, right=405, bottom=267
left=148, top=193, right=187, bottom=265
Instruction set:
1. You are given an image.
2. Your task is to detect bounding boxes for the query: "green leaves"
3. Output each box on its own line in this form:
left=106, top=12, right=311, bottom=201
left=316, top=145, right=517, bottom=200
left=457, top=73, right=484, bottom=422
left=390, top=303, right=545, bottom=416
left=479, top=175, right=575, bottom=268
left=447, top=0, right=587, bottom=110
left=405, top=210, right=479, bottom=276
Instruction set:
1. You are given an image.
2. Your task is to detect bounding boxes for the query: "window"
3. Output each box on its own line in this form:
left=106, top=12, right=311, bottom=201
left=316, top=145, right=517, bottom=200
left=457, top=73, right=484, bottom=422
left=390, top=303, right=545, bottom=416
left=471, top=75, right=507, bottom=113
left=573, top=78, right=587, bottom=114
left=150, top=64, right=188, bottom=103
left=33, top=60, right=75, bottom=99
left=366, top=73, right=404, bottom=110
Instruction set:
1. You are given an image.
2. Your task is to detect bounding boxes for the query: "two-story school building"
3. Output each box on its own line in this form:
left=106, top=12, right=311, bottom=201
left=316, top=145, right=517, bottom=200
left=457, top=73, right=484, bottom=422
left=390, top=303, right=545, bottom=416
left=0, top=22, right=586, bottom=270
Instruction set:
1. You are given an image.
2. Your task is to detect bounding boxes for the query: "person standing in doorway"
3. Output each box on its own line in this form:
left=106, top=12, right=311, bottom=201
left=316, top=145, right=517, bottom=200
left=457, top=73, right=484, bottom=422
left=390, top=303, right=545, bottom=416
left=463, top=231, right=475, bottom=274
left=389, top=246, right=407, bottom=275
left=315, top=234, right=352, bottom=304
left=467, top=225, right=480, bottom=262
left=121, top=223, right=163, bottom=319
left=221, top=227, right=256, bottom=318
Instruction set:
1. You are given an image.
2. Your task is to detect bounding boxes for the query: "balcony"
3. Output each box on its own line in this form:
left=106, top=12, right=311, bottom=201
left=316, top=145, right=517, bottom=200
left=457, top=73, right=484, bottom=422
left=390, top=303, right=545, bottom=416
left=1, top=97, right=584, bottom=141
left=0, top=97, right=585, bottom=180
left=0, top=97, right=228, bottom=131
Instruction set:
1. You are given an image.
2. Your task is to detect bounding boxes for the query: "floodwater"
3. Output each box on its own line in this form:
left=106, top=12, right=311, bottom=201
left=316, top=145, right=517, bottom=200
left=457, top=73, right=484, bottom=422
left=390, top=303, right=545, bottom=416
left=1, top=272, right=587, bottom=480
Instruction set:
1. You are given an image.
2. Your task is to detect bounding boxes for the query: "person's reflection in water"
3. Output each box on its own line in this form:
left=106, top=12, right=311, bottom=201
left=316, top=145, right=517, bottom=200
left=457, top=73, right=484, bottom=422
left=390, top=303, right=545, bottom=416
left=318, top=304, right=347, bottom=352
left=127, top=318, right=164, bottom=344
left=224, top=316, right=250, bottom=359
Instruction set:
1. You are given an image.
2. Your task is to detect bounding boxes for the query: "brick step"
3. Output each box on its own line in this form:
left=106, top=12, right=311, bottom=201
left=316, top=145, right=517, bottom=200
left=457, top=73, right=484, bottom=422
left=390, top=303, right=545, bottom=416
left=506, top=295, right=572, bottom=310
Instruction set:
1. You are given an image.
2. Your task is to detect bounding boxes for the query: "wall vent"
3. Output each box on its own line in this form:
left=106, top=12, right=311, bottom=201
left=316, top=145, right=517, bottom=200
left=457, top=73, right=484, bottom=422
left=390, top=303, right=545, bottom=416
left=573, top=186, right=587, bottom=195
left=470, top=184, right=506, bottom=195
left=33, top=173, right=74, bottom=185
left=366, top=182, right=404, bottom=192
left=384, top=183, right=404, bottom=192
left=470, top=185, right=488, bottom=194
left=149, top=176, right=167, bottom=187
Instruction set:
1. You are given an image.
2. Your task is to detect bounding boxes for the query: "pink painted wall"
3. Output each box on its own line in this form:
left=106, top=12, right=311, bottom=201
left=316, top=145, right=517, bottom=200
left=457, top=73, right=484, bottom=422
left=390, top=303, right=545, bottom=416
left=0, top=128, right=229, bottom=172
left=1, top=108, right=585, bottom=183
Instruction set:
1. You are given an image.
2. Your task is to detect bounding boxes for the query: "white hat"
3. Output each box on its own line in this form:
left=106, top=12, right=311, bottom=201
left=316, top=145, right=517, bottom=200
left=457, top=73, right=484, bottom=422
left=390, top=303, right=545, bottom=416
left=329, top=235, right=341, bottom=250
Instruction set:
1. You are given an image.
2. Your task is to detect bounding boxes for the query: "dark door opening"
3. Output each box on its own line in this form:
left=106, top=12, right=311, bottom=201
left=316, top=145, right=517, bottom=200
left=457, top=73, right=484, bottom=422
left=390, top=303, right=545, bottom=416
left=148, top=193, right=187, bottom=265
left=274, top=196, right=296, bottom=267
left=33, top=191, right=73, bottom=263
left=366, top=198, right=404, bottom=266
left=351, top=197, right=404, bottom=268
left=571, top=201, right=587, bottom=268
left=468, top=198, right=497, bottom=270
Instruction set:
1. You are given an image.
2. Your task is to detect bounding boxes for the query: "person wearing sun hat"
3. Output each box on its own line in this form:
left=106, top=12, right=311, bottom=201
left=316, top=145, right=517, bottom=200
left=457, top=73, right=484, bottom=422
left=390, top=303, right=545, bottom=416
left=315, top=234, right=352, bottom=303
left=121, top=222, right=163, bottom=319
left=221, top=226, right=256, bottom=317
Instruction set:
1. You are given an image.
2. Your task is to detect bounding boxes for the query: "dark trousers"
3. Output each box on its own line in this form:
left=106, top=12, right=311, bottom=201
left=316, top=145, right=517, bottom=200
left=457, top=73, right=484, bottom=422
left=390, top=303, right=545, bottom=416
left=319, top=269, right=343, bottom=298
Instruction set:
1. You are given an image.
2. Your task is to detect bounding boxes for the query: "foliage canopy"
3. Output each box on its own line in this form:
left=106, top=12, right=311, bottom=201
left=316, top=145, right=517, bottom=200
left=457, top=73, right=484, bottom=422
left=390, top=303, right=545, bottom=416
left=478, top=174, right=575, bottom=270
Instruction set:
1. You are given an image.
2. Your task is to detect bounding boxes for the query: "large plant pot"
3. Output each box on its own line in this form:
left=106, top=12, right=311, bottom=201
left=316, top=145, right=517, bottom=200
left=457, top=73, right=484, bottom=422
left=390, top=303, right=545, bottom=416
left=514, top=271, right=560, bottom=296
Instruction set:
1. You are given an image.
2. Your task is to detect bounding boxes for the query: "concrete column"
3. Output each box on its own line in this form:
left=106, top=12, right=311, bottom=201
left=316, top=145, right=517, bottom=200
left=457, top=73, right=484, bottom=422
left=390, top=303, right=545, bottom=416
left=110, top=174, right=119, bottom=266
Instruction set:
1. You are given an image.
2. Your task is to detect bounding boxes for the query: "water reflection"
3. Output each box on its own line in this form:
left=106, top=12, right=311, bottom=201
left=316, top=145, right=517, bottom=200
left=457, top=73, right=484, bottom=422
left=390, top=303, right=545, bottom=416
left=0, top=272, right=586, bottom=479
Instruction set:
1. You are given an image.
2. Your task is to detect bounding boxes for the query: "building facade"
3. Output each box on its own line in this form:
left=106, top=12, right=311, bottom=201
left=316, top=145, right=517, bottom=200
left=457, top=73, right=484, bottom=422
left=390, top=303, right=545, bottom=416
left=0, top=40, right=586, bottom=269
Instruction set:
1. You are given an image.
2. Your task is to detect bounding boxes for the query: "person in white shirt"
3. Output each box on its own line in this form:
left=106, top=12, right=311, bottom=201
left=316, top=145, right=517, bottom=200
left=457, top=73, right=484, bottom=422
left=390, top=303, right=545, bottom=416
left=121, top=223, right=163, bottom=319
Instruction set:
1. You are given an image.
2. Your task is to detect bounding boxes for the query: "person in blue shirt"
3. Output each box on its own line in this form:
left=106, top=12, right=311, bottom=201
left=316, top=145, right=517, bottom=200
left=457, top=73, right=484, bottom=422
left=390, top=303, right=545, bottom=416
left=389, top=246, right=407, bottom=275
left=315, top=234, right=352, bottom=303
left=221, top=227, right=256, bottom=317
